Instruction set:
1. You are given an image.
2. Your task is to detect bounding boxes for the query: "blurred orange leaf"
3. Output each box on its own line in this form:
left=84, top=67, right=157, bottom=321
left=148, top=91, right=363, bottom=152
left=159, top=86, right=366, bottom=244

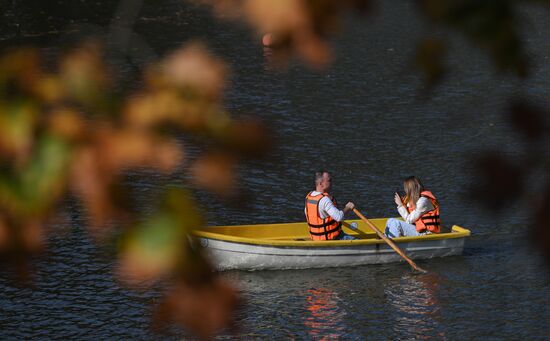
left=98, top=128, right=183, bottom=173
left=154, top=276, right=239, bottom=339
left=118, top=214, right=188, bottom=286
left=224, top=118, right=271, bottom=157
left=161, top=43, right=228, bottom=100
left=0, top=48, right=42, bottom=98
left=47, top=108, right=86, bottom=141
left=60, top=41, right=111, bottom=109
left=415, top=38, right=447, bottom=88
left=21, top=220, right=45, bottom=254
left=0, top=102, right=37, bottom=164
left=191, top=153, right=237, bottom=196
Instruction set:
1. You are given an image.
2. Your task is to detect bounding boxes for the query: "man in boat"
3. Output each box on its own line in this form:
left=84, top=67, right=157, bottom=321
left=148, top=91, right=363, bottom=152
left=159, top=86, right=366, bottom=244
left=305, top=171, right=356, bottom=240
left=385, top=176, right=441, bottom=238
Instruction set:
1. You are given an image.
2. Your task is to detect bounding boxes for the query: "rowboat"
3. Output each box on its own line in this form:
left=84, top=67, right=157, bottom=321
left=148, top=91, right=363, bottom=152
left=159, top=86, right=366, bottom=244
left=194, top=218, right=471, bottom=271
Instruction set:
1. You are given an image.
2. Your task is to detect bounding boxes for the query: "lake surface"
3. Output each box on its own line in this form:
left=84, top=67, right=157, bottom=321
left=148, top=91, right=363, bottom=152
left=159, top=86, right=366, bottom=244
left=1, top=1, right=549, bottom=339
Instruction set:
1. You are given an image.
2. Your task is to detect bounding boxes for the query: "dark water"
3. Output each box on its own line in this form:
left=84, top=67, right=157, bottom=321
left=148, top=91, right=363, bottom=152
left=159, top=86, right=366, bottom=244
left=1, top=1, right=549, bottom=340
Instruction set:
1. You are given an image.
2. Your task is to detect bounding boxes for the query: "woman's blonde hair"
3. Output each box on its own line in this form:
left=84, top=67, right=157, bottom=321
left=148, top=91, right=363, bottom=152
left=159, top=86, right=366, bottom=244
left=403, top=176, right=424, bottom=205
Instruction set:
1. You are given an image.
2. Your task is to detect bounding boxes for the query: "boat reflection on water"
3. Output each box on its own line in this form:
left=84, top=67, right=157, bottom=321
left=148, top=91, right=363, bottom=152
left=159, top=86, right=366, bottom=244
left=262, top=46, right=275, bottom=72
left=304, top=288, right=347, bottom=340
left=385, top=272, right=447, bottom=340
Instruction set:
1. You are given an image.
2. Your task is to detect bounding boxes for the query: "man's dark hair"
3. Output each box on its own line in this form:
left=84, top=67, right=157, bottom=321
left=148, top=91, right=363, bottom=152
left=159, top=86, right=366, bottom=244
left=315, top=171, right=328, bottom=186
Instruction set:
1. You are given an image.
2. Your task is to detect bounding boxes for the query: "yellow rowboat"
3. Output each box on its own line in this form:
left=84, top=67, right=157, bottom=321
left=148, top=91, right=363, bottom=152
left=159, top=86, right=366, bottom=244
left=194, top=218, right=471, bottom=271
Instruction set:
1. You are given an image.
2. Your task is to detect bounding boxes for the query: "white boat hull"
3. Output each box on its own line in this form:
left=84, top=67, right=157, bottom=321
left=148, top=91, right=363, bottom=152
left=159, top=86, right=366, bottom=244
left=199, top=236, right=466, bottom=271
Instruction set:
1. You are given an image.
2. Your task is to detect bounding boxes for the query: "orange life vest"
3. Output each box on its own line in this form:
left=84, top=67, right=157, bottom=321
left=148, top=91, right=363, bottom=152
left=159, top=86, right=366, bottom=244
left=305, top=191, right=342, bottom=240
left=407, top=190, right=441, bottom=233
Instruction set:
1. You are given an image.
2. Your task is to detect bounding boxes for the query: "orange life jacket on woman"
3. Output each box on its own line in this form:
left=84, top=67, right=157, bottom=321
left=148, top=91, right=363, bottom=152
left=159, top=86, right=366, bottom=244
left=305, top=191, right=342, bottom=240
left=407, top=190, right=441, bottom=233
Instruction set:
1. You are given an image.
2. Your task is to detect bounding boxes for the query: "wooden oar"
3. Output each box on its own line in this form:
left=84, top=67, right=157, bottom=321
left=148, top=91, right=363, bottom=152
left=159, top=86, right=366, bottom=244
left=352, top=208, right=427, bottom=273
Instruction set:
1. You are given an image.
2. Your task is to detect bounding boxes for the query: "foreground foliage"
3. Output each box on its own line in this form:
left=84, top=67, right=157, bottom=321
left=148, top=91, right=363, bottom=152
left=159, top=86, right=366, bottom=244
left=0, top=0, right=548, bottom=338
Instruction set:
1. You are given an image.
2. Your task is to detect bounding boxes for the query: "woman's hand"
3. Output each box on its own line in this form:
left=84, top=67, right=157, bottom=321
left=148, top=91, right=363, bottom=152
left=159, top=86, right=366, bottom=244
left=394, top=193, right=403, bottom=207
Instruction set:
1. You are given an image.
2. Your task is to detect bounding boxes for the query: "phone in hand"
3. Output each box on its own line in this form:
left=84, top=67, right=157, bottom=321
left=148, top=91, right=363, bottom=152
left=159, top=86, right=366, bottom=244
left=395, top=189, right=406, bottom=205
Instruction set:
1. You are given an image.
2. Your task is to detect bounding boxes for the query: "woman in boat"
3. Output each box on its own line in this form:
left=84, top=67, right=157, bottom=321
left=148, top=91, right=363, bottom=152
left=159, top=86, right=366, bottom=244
left=305, top=171, right=355, bottom=240
left=385, top=176, right=441, bottom=238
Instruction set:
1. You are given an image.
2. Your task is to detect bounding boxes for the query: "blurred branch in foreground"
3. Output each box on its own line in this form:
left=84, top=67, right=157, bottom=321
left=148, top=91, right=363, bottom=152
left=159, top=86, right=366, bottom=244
left=1, top=0, right=549, bottom=338
left=0, top=41, right=269, bottom=338
left=195, top=0, right=547, bottom=83
left=195, top=0, right=375, bottom=68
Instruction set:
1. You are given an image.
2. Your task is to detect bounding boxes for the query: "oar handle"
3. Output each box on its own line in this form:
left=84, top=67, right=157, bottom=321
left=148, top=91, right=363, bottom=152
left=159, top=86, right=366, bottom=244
left=352, top=208, right=427, bottom=273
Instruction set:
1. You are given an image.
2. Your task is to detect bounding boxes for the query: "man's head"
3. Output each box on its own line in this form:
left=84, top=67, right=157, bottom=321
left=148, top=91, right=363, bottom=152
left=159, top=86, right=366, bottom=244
left=315, top=171, right=332, bottom=193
